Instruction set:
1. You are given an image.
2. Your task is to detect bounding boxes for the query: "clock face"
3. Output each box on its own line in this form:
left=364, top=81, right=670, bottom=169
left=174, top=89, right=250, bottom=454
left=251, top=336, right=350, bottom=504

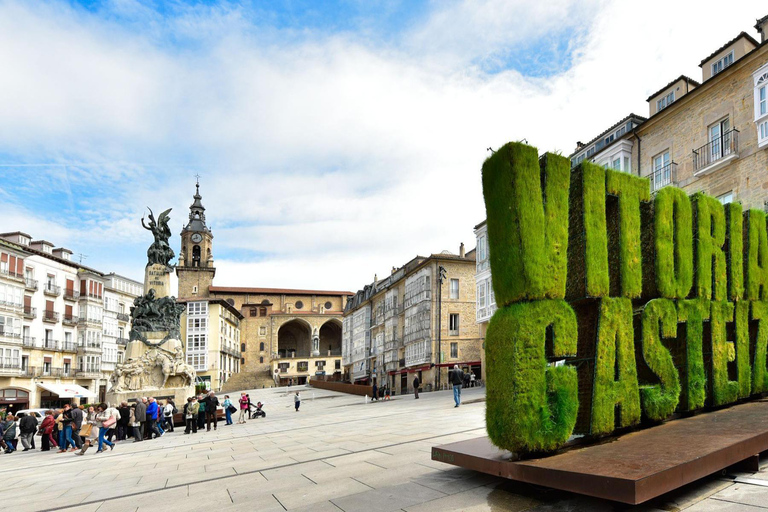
left=191, top=233, right=203, bottom=243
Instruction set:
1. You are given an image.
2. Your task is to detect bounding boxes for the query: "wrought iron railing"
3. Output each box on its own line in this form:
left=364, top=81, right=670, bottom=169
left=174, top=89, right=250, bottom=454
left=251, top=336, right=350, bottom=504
left=43, top=283, right=61, bottom=296
left=23, top=306, right=36, bottom=319
left=42, top=310, right=59, bottom=322
left=117, top=313, right=130, bottom=322
left=64, top=289, right=80, bottom=300
left=693, top=129, right=739, bottom=172
left=650, top=162, right=677, bottom=192
left=24, top=278, right=37, bottom=290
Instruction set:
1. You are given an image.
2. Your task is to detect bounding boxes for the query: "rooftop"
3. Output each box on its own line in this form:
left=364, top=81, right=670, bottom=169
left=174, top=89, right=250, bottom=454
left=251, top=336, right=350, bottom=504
left=699, top=31, right=759, bottom=66
left=569, top=113, right=646, bottom=158
left=209, top=286, right=353, bottom=297
left=646, top=75, right=700, bottom=102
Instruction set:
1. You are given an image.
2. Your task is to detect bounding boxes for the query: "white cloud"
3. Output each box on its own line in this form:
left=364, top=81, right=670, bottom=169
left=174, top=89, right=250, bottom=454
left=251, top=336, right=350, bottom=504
left=0, top=0, right=766, bottom=292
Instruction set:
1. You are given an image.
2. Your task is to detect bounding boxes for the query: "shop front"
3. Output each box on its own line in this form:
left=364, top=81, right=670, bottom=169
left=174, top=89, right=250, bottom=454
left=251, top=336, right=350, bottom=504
left=0, top=388, right=30, bottom=416
left=36, top=383, right=97, bottom=409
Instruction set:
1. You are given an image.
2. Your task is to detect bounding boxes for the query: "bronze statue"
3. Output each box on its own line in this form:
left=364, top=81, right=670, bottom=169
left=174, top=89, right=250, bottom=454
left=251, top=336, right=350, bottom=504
left=141, top=207, right=175, bottom=267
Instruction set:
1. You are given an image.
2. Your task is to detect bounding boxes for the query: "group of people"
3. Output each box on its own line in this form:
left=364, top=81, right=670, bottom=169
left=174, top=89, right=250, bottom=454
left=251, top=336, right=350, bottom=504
left=181, top=391, right=220, bottom=433
left=369, top=366, right=475, bottom=407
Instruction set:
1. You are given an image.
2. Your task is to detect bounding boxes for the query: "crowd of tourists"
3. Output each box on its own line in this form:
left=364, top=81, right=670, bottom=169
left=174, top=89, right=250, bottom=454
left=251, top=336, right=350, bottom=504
left=0, top=390, right=267, bottom=456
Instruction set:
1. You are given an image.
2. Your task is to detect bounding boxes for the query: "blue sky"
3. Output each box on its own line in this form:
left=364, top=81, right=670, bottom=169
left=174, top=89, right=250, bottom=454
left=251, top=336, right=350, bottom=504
left=0, top=0, right=765, bottom=291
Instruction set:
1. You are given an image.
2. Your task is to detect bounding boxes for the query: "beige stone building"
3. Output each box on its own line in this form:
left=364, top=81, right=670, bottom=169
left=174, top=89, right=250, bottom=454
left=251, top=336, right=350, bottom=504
left=174, top=183, right=352, bottom=391
left=343, top=245, right=481, bottom=396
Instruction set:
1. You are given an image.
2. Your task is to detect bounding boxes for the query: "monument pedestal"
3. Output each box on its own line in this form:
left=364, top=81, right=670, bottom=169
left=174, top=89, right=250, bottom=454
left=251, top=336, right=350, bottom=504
left=107, top=386, right=193, bottom=407
left=145, top=263, right=172, bottom=297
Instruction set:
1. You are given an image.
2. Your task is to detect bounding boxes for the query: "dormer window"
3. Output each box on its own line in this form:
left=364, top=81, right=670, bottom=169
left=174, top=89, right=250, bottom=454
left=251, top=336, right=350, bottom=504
left=657, top=91, right=675, bottom=112
left=712, top=51, right=734, bottom=76
left=18, top=236, right=29, bottom=246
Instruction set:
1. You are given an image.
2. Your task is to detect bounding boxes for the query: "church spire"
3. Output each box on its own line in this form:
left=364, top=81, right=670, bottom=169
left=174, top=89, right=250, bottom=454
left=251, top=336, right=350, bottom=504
left=183, top=179, right=209, bottom=233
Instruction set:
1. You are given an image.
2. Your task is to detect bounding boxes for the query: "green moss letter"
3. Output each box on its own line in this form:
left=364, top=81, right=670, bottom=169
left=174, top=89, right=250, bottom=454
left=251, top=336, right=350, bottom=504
left=726, top=202, right=744, bottom=300
left=709, top=301, right=738, bottom=406
left=655, top=187, right=693, bottom=299
left=640, top=299, right=680, bottom=421
left=746, top=209, right=768, bottom=301
left=752, top=301, right=768, bottom=394
left=482, top=143, right=570, bottom=305
left=677, top=299, right=710, bottom=411
left=485, top=300, right=578, bottom=453
left=583, top=163, right=609, bottom=296
left=693, top=194, right=727, bottom=301
left=590, top=298, right=641, bottom=435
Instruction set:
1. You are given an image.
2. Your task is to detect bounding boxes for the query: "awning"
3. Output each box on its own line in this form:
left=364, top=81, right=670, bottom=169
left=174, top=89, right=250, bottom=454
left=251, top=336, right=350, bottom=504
left=37, top=383, right=97, bottom=398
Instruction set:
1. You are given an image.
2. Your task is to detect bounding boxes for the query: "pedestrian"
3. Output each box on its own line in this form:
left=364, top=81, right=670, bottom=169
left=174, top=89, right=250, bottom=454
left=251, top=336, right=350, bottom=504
left=146, top=397, right=162, bottom=439
left=450, top=364, right=464, bottom=407
left=371, top=382, right=378, bottom=402
left=57, top=404, right=77, bottom=452
left=196, top=394, right=206, bottom=430
left=238, top=393, right=248, bottom=424
left=184, top=397, right=199, bottom=434
left=75, top=407, right=98, bottom=455
left=95, top=403, right=117, bottom=453
left=40, top=410, right=55, bottom=451
left=3, top=415, right=17, bottom=453
left=117, top=402, right=131, bottom=441
left=18, top=412, right=37, bottom=451
left=384, top=385, right=391, bottom=400
left=135, top=397, right=147, bottom=441
left=70, top=403, right=84, bottom=449
left=163, top=400, right=175, bottom=433
left=204, top=391, right=219, bottom=431
left=129, top=404, right=141, bottom=442
left=154, top=401, right=165, bottom=437
left=470, top=372, right=476, bottom=388
left=294, top=391, right=300, bottom=412
left=413, top=376, right=420, bottom=399
left=222, top=395, right=234, bottom=425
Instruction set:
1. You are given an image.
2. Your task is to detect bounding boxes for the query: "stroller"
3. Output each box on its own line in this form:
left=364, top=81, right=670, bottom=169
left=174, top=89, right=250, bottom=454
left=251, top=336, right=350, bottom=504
left=250, top=402, right=266, bottom=419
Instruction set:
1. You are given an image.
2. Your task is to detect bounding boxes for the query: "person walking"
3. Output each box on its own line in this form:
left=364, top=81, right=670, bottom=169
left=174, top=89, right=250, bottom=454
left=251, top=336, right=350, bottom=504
left=135, top=398, right=147, bottom=441
left=39, top=410, right=55, bottom=451
left=58, top=404, right=77, bottom=452
left=196, top=395, right=206, bottom=430
left=204, top=391, right=219, bottom=431
left=450, top=365, right=464, bottom=407
left=163, top=400, right=175, bottom=433
left=117, top=402, right=131, bottom=441
left=294, top=391, right=300, bottom=412
left=18, top=412, right=37, bottom=452
left=413, top=376, right=420, bottom=399
left=371, top=382, right=378, bottom=402
left=184, top=397, right=199, bottom=434
left=146, top=398, right=161, bottom=439
left=3, top=415, right=18, bottom=453
left=95, top=403, right=117, bottom=453
left=470, top=372, right=476, bottom=388
left=222, top=395, right=233, bottom=425
left=129, top=404, right=141, bottom=442
left=238, top=393, right=248, bottom=424
left=75, top=407, right=98, bottom=455
left=70, top=403, right=84, bottom=449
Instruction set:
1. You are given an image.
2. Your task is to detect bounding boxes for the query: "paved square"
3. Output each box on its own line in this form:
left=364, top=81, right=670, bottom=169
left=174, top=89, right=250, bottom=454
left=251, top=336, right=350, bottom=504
left=4, top=386, right=767, bottom=512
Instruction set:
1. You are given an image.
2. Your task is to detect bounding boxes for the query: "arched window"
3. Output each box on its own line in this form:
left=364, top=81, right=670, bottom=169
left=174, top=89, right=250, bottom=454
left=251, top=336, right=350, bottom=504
left=192, top=245, right=201, bottom=267
left=240, top=343, right=246, bottom=352
left=259, top=342, right=264, bottom=351
left=259, top=357, right=264, bottom=364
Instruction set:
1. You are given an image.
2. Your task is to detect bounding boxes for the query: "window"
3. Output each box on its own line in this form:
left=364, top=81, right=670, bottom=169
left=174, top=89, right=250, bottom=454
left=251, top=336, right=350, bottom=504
left=652, top=151, right=671, bottom=190
left=259, top=307, right=267, bottom=316
left=259, top=342, right=264, bottom=351
left=43, top=361, right=51, bottom=375
left=295, top=301, right=303, bottom=309
left=709, top=118, right=731, bottom=161
left=656, top=91, right=674, bottom=111
left=717, top=191, right=734, bottom=204
left=450, top=342, right=458, bottom=358
left=712, top=51, right=734, bottom=77
left=612, top=157, right=621, bottom=170
left=63, top=361, right=71, bottom=376
left=259, top=326, right=266, bottom=336
left=450, top=279, right=459, bottom=299
left=754, top=69, right=768, bottom=146
left=250, top=307, right=257, bottom=317
left=259, top=356, right=264, bottom=364
left=297, top=361, right=308, bottom=372
left=449, top=314, right=459, bottom=336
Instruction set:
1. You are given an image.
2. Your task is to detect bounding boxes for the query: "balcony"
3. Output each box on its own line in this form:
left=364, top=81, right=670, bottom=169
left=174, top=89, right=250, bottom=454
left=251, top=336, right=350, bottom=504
left=22, top=336, right=35, bottom=348
left=78, top=316, right=102, bottom=326
left=61, top=341, right=77, bottom=353
left=650, top=162, right=677, bottom=193
left=477, top=303, right=497, bottom=324
left=62, top=314, right=78, bottom=326
left=75, top=366, right=101, bottom=378
left=0, top=331, right=21, bottom=343
left=43, top=283, right=61, bottom=297
left=42, top=310, right=59, bottom=323
left=41, top=338, right=59, bottom=351
left=0, top=268, right=24, bottom=283
left=693, top=129, right=739, bottom=176
left=0, top=300, right=22, bottom=312
left=23, top=306, right=36, bottom=320
left=24, top=278, right=37, bottom=291
left=117, top=313, right=130, bottom=322
left=63, top=289, right=80, bottom=301
left=0, top=361, right=21, bottom=376
left=404, top=340, right=432, bottom=367
left=116, top=337, right=129, bottom=346
left=78, top=342, right=102, bottom=353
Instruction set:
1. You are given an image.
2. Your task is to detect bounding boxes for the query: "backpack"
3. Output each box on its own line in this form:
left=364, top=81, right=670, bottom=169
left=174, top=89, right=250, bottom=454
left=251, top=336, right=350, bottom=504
left=172, top=404, right=178, bottom=415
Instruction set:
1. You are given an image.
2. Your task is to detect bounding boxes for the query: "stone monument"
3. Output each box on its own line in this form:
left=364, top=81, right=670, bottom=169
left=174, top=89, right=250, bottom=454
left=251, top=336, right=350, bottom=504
left=107, top=208, right=196, bottom=406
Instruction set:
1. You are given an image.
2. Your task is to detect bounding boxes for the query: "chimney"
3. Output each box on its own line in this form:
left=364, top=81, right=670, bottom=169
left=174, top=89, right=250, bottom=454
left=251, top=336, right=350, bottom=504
left=459, top=242, right=465, bottom=258
left=374, top=274, right=378, bottom=284
left=757, top=16, right=768, bottom=42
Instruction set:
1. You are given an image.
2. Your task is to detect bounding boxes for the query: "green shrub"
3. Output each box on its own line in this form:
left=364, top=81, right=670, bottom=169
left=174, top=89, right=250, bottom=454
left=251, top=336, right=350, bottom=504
left=481, top=142, right=570, bottom=304
left=590, top=297, right=641, bottom=435
left=693, top=194, right=727, bottom=301
left=709, top=301, right=738, bottom=406
left=745, top=209, right=768, bottom=300
left=485, top=300, right=578, bottom=453
left=640, top=298, right=680, bottom=421
left=752, top=301, right=768, bottom=394
left=726, top=202, right=744, bottom=300
left=734, top=300, right=751, bottom=399
left=606, top=169, right=650, bottom=298
left=676, top=299, right=710, bottom=411
left=654, top=187, right=693, bottom=299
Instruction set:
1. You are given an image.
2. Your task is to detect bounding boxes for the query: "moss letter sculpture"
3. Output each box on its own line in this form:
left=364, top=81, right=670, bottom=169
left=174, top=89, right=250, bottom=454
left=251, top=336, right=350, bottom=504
left=655, top=187, right=693, bottom=299
left=693, top=194, right=727, bottom=301
left=677, top=299, right=710, bottom=411
left=640, top=298, right=680, bottom=421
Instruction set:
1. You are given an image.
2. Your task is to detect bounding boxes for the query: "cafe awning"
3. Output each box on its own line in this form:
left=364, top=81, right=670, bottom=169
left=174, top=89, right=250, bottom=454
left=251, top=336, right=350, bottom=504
left=36, top=383, right=97, bottom=398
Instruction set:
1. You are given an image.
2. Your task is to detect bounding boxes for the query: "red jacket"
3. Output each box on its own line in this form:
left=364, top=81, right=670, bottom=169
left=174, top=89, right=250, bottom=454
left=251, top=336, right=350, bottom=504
left=40, top=415, right=54, bottom=434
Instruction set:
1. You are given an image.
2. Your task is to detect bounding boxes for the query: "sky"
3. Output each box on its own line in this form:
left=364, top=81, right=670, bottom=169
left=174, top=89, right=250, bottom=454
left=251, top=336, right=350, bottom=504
left=0, top=0, right=766, bottom=293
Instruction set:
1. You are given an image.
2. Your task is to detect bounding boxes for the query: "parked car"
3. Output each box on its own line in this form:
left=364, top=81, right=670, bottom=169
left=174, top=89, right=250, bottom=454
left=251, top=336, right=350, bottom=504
left=13, top=409, right=48, bottom=425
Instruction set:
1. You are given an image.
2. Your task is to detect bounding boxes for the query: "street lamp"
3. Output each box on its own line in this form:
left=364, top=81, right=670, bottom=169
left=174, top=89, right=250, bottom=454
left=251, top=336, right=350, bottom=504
left=436, top=265, right=446, bottom=390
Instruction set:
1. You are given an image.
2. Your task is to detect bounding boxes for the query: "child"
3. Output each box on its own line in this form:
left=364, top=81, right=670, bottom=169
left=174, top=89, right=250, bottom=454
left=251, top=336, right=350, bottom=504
left=294, top=391, right=300, bottom=412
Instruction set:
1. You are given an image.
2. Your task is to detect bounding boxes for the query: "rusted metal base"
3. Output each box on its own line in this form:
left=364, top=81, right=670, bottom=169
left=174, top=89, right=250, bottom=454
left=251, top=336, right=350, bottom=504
left=432, top=400, right=768, bottom=505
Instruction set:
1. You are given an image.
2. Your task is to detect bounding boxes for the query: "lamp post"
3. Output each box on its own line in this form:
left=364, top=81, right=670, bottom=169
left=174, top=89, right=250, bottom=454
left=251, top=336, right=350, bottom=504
left=436, top=265, right=446, bottom=390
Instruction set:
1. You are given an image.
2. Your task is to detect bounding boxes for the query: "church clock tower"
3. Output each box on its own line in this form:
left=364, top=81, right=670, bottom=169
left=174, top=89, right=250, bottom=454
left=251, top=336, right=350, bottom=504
left=176, top=181, right=215, bottom=298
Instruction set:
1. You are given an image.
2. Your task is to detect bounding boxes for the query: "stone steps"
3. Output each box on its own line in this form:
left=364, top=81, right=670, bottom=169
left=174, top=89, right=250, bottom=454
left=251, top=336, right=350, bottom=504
left=220, top=371, right=276, bottom=393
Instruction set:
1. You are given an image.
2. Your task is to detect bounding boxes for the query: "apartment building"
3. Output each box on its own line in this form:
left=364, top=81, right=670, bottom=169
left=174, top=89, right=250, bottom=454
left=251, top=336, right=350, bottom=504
left=343, top=244, right=481, bottom=395
left=0, top=232, right=140, bottom=409
left=103, top=273, right=143, bottom=381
